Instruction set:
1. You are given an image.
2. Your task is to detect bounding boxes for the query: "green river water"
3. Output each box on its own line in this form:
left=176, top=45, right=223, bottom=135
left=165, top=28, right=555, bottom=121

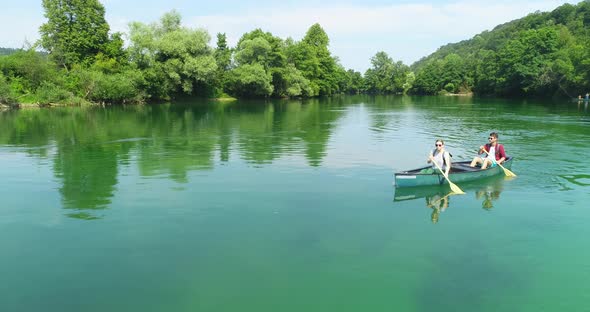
left=1, top=96, right=589, bottom=311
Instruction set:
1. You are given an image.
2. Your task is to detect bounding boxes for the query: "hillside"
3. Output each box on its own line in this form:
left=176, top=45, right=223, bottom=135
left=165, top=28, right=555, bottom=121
left=0, top=48, right=20, bottom=56
left=410, top=1, right=590, bottom=97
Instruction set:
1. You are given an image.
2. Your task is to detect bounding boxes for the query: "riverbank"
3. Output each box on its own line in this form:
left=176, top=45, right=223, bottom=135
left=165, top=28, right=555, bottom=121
left=0, top=96, right=239, bottom=109
left=445, top=92, right=473, bottom=96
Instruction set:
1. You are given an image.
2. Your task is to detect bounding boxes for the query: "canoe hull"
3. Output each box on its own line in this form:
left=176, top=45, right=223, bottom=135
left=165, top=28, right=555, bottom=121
left=394, top=157, right=513, bottom=188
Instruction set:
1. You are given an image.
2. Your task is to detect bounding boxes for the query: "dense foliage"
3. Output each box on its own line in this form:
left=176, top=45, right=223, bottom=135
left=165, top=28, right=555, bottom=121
left=412, top=1, right=590, bottom=97
left=1, top=0, right=590, bottom=106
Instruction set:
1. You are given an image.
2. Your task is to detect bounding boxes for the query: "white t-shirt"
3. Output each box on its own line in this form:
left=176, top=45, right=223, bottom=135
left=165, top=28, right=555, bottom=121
left=432, top=150, right=447, bottom=169
left=486, top=146, right=496, bottom=163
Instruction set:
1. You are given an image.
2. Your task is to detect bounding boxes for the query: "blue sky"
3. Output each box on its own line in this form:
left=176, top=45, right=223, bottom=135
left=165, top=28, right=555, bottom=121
left=0, top=0, right=580, bottom=72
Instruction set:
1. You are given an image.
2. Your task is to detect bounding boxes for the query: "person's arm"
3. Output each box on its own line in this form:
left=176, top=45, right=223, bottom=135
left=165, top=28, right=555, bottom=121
left=478, top=144, right=486, bottom=154
left=444, top=152, right=451, bottom=176
left=497, top=145, right=506, bottom=164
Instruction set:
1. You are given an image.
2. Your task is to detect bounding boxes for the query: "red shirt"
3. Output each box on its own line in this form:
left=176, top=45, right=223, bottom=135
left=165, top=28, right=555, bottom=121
left=484, top=143, right=506, bottom=161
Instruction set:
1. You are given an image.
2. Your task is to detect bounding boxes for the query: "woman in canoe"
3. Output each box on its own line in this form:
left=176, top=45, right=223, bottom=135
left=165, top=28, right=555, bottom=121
left=421, top=139, right=452, bottom=176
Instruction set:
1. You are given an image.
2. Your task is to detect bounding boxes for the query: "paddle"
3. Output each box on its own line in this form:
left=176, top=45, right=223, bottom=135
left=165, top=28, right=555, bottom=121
left=431, top=157, right=465, bottom=194
left=479, top=149, right=517, bottom=177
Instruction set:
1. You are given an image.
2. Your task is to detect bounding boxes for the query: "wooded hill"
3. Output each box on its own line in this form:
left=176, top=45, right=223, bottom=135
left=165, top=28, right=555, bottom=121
left=411, top=1, right=590, bottom=98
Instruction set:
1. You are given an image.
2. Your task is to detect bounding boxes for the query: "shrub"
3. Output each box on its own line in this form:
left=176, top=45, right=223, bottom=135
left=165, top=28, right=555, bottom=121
left=444, top=82, right=456, bottom=93
left=34, top=81, right=79, bottom=105
left=0, top=73, right=16, bottom=105
left=71, top=68, right=146, bottom=104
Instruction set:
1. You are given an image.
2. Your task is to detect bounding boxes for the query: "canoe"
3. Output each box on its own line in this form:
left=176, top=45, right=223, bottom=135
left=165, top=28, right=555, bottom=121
left=394, top=157, right=513, bottom=188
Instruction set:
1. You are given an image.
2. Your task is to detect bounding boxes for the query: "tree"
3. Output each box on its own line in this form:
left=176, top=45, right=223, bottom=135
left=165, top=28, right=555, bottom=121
left=230, top=29, right=317, bottom=97
left=39, top=0, right=119, bottom=69
left=128, top=11, right=217, bottom=97
left=234, top=37, right=272, bottom=67
left=496, top=27, right=561, bottom=95
left=213, top=33, right=232, bottom=95
left=364, top=52, right=409, bottom=94
left=227, top=63, right=273, bottom=97
left=214, top=33, right=232, bottom=72
left=289, top=24, right=340, bottom=96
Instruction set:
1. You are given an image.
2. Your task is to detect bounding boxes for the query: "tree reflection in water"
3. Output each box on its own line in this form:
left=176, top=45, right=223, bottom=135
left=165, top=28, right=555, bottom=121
left=0, top=98, right=352, bottom=220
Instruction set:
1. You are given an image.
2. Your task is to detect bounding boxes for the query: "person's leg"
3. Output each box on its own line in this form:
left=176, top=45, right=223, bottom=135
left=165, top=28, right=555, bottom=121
left=470, top=157, right=483, bottom=167
left=419, top=168, right=435, bottom=174
left=481, top=158, right=492, bottom=169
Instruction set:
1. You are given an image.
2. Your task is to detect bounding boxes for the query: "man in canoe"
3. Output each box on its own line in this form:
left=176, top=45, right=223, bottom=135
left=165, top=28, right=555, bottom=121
left=421, top=139, right=451, bottom=176
left=470, top=132, right=507, bottom=169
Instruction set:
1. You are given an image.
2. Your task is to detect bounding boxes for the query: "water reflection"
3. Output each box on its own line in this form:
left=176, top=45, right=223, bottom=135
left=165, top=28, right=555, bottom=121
left=394, top=186, right=455, bottom=224
left=474, top=179, right=504, bottom=210
left=394, top=176, right=506, bottom=223
left=1, top=95, right=587, bottom=220
left=425, top=191, right=453, bottom=224
left=0, top=99, right=351, bottom=219
left=54, top=143, right=119, bottom=220
left=576, top=99, right=588, bottom=112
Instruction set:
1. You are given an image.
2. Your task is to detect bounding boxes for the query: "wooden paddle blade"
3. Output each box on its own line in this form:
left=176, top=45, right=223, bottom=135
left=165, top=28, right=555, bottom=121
left=500, top=164, right=517, bottom=177
left=431, top=159, right=465, bottom=194
left=449, top=182, right=465, bottom=194
left=503, top=167, right=517, bottom=177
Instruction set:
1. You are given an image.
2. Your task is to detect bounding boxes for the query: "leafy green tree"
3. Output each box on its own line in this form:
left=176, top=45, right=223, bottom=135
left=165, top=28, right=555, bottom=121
left=364, top=52, right=410, bottom=94
left=227, top=63, right=273, bottom=97
left=413, top=59, right=444, bottom=94
left=496, top=27, right=561, bottom=95
left=39, top=0, right=121, bottom=69
left=236, top=29, right=287, bottom=69
left=231, top=29, right=313, bottom=98
left=128, top=11, right=217, bottom=98
left=0, top=49, right=58, bottom=91
left=288, top=24, right=339, bottom=96
left=343, top=69, right=364, bottom=94
left=402, top=72, right=415, bottom=94
left=213, top=33, right=232, bottom=94
left=366, top=52, right=393, bottom=93
left=276, top=64, right=313, bottom=97
left=214, top=33, right=232, bottom=71
left=234, top=37, right=272, bottom=67
left=440, top=53, right=470, bottom=93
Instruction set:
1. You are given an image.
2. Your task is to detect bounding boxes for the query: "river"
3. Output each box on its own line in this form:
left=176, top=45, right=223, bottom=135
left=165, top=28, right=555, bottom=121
left=1, top=95, right=589, bottom=311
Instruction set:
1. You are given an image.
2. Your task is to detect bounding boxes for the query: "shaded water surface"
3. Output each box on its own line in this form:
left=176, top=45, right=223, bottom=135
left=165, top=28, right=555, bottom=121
left=1, top=96, right=589, bottom=311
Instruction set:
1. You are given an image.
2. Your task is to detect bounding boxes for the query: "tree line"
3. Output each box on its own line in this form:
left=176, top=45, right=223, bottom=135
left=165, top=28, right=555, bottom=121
left=412, top=1, right=590, bottom=98
left=1, top=0, right=590, bottom=106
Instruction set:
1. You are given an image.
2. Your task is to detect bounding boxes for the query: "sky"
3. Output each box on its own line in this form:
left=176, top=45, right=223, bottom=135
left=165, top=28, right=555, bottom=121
left=0, top=0, right=581, bottom=72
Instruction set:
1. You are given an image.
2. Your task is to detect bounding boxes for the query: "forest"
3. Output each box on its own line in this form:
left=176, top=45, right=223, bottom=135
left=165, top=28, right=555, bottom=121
left=1, top=0, right=589, bottom=106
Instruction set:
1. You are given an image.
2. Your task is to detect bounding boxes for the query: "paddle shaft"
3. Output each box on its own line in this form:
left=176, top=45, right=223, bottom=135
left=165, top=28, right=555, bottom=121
left=431, top=156, right=465, bottom=194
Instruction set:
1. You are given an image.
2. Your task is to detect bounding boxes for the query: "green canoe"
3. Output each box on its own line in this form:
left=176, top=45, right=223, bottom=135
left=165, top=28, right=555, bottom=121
left=394, top=157, right=513, bottom=188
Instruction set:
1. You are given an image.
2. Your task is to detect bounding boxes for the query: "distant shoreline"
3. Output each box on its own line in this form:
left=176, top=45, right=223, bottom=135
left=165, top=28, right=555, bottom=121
left=1, top=96, right=239, bottom=109
left=443, top=92, right=473, bottom=97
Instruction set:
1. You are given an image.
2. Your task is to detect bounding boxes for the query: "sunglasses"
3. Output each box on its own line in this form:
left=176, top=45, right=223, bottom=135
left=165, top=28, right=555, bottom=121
left=435, top=143, right=443, bottom=146
left=488, top=137, right=494, bottom=140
